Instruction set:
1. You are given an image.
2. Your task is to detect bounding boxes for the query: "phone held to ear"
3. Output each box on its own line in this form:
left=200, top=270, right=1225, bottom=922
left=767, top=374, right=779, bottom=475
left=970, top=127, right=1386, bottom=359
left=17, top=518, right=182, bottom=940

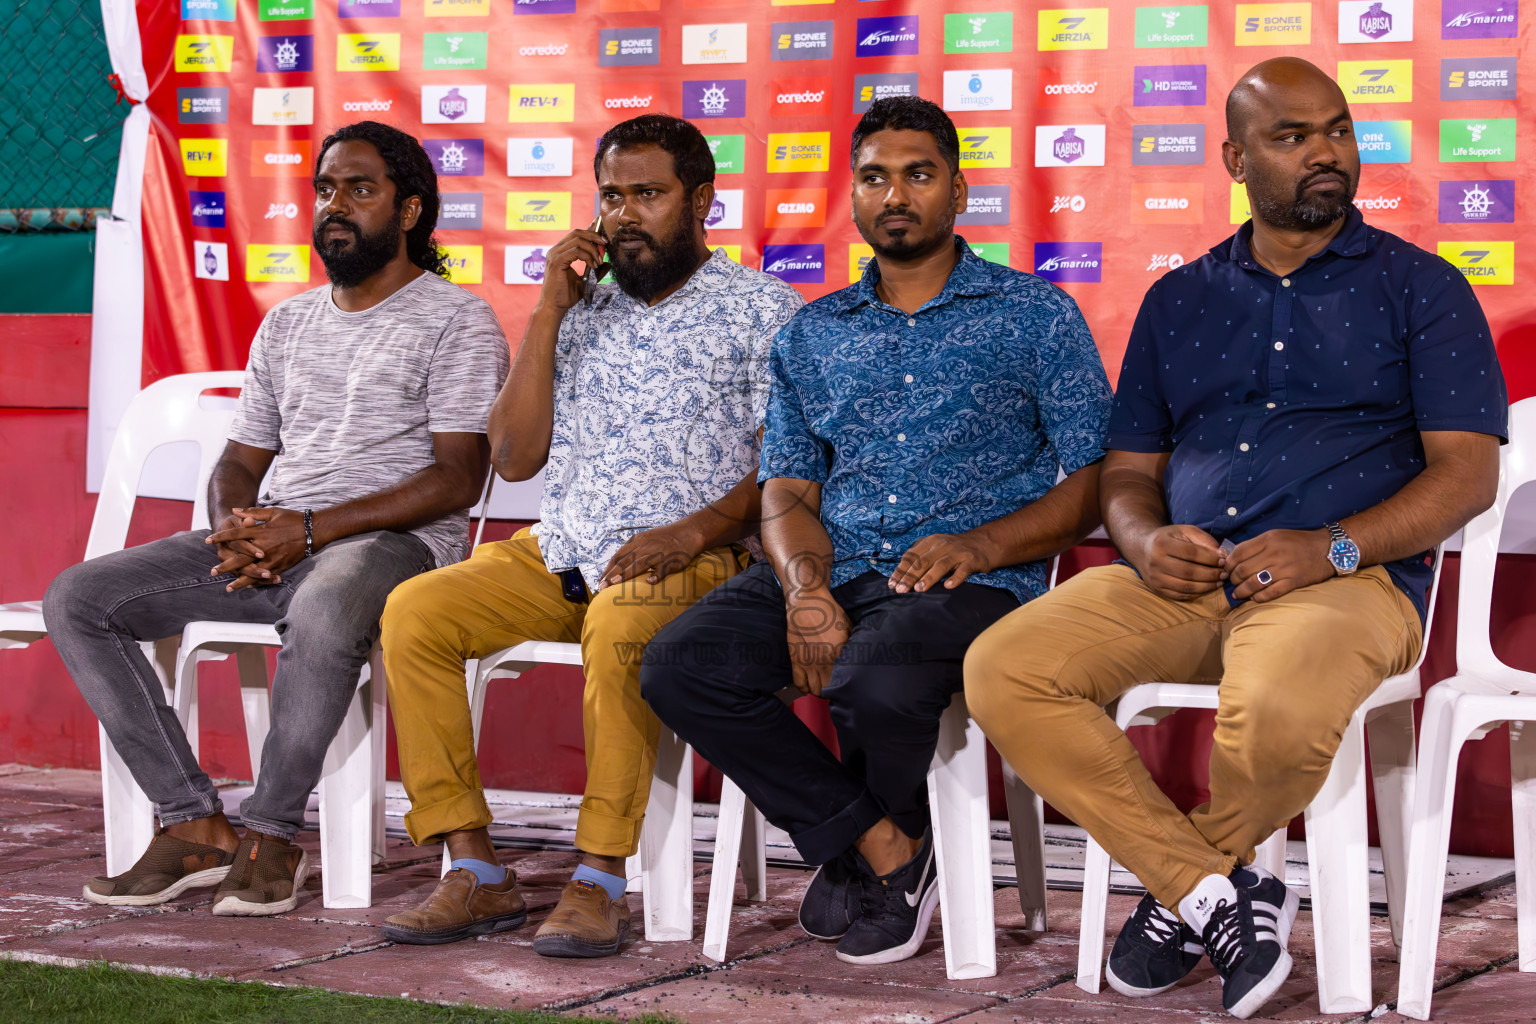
left=583, top=215, right=611, bottom=307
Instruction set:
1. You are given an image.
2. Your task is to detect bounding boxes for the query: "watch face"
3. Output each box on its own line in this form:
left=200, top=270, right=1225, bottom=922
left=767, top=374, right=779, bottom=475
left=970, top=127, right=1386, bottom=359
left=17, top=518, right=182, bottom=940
left=1329, top=538, right=1361, bottom=572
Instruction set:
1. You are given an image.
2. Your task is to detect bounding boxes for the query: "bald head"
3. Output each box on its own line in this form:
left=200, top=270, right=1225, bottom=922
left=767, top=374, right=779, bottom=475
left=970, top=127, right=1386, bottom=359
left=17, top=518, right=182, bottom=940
left=1226, top=58, right=1348, bottom=145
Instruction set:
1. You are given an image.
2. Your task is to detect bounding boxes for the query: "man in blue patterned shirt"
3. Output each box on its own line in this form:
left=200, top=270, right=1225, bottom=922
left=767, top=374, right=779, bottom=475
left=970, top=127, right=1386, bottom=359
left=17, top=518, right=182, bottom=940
left=642, top=97, right=1113, bottom=966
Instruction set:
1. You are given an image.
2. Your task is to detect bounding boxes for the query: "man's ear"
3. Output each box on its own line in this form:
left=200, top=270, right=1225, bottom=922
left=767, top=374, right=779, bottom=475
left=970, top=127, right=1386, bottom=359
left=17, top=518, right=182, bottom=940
left=952, top=168, right=969, bottom=216
left=401, top=194, right=422, bottom=231
left=693, top=181, right=716, bottom=221
left=1222, top=139, right=1246, bottom=184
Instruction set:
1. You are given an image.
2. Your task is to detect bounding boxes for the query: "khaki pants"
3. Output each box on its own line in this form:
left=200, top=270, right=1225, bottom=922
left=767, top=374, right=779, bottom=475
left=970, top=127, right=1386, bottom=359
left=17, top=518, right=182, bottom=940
left=964, top=563, right=1421, bottom=911
left=381, top=528, right=748, bottom=857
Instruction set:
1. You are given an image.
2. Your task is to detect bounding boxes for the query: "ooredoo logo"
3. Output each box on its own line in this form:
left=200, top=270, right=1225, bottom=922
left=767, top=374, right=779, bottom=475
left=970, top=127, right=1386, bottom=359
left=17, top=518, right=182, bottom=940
left=770, top=77, right=831, bottom=117
left=338, top=89, right=398, bottom=115
left=251, top=140, right=312, bottom=177
left=1037, top=67, right=1100, bottom=103
left=601, top=82, right=658, bottom=111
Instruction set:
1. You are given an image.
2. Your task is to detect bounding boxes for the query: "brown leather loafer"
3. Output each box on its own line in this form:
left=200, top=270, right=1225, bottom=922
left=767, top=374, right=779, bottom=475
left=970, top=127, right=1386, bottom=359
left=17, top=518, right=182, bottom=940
left=532, top=879, right=632, bottom=958
left=382, top=867, right=527, bottom=945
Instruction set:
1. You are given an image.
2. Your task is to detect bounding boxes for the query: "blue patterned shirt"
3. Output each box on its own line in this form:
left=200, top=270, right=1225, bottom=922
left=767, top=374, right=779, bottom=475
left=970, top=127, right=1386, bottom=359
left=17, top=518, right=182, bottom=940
left=1107, top=208, right=1508, bottom=620
left=760, top=238, right=1113, bottom=602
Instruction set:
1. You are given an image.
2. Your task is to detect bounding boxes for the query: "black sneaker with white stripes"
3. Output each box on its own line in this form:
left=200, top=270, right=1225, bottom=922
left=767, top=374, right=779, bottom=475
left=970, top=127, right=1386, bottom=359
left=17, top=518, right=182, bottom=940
left=834, top=828, right=938, bottom=965
left=1105, top=891, right=1204, bottom=997
left=1203, top=865, right=1301, bottom=1019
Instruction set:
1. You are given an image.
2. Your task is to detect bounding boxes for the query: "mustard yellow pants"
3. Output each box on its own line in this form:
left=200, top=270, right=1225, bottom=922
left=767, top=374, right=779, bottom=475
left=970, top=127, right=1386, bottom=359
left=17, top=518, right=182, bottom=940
left=963, top=563, right=1420, bottom=912
left=381, top=528, right=747, bottom=857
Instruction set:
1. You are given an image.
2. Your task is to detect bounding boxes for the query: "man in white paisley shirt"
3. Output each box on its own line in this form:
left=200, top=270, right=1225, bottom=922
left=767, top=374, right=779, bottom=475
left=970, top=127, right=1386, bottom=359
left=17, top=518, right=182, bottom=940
left=380, top=115, right=804, bottom=957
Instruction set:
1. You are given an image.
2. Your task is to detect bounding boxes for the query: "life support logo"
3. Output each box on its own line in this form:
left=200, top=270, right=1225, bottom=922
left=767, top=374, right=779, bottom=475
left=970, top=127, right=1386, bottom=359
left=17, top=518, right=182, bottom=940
left=506, top=192, right=572, bottom=230
left=705, top=135, right=745, bottom=173
left=180, top=138, right=228, bottom=177
left=1437, top=241, right=1513, bottom=285
left=246, top=245, right=310, bottom=284
left=1440, top=118, right=1516, bottom=161
left=944, top=12, right=1012, bottom=52
left=1134, top=5, right=1208, bottom=46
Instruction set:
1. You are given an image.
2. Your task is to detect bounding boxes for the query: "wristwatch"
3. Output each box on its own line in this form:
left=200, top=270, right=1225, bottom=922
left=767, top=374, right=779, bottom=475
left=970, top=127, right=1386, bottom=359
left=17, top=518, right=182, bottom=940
left=1324, top=522, right=1360, bottom=576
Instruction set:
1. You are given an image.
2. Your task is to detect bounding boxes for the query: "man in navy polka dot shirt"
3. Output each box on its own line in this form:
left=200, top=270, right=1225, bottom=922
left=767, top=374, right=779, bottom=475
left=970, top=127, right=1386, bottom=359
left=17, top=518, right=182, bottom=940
left=967, top=57, right=1507, bottom=1020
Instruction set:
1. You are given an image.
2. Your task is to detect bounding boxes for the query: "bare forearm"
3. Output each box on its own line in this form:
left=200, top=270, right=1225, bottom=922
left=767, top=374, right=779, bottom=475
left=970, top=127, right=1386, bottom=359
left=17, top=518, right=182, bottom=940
left=311, top=454, right=486, bottom=548
left=762, top=479, right=835, bottom=599
left=1342, top=437, right=1499, bottom=566
left=209, top=460, right=263, bottom=524
left=1101, top=454, right=1173, bottom=566
left=488, top=304, right=564, bottom=481
left=674, top=470, right=764, bottom=552
left=963, top=463, right=1102, bottom=569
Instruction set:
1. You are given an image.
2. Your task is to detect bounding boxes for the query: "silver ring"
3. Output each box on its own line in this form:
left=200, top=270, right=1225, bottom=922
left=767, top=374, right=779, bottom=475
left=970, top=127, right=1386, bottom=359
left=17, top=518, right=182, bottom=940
left=1256, top=569, right=1274, bottom=586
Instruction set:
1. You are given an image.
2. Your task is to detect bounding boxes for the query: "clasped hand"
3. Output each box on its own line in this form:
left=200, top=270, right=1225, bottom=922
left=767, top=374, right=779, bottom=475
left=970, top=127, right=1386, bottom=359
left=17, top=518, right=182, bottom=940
left=1135, top=524, right=1333, bottom=603
left=204, top=507, right=307, bottom=593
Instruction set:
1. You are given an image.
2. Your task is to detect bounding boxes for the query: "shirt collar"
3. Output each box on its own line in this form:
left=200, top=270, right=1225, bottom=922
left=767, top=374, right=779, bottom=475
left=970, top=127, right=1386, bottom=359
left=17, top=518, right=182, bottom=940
left=839, top=235, right=997, bottom=314
left=1216, top=204, right=1371, bottom=270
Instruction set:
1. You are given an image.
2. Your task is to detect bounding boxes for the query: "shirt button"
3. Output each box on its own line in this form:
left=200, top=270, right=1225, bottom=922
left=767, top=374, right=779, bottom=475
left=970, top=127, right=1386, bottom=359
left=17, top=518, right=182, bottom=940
left=1266, top=402, right=1276, bottom=409
left=897, top=433, right=906, bottom=441
left=1281, top=278, right=1292, bottom=287
left=907, top=318, right=917, bottom=327
left=1227, top=506, right=1238, bottom=516
left=1274, top=341, right=1284, bottom=351
left=882, top=542, right=892, bottom=550
left=1240, top=443, right=1250, bottom=452
left=904, top=374, right=914, bottom=383
left=888, top=495, right=898, bottom=504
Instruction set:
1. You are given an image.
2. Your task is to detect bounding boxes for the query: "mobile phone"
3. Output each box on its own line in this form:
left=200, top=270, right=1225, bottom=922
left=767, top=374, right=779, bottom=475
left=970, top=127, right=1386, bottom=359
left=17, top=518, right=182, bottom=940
left=582, top=215, right=610, bottom=307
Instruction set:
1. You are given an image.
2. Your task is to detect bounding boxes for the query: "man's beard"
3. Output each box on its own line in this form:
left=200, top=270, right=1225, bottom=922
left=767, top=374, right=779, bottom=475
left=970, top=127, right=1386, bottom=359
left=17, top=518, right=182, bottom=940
left=608, top=216, right=700, bottom=303
left=314, top=209, right=402, bottom=289
left=857, top=206, right=955, bottom=262
left=1250, top=167, right=1358, bottom=231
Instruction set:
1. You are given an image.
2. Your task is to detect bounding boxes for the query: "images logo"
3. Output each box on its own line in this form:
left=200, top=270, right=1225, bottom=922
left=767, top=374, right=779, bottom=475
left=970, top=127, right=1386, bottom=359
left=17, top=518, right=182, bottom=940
left=1236, top=2, right=1311, bottom=44
left=1035, top=124, right=1105, bottom=167
left=853, top=72, right=919, bottom=113
left=683, top=23, right=748, bottom=63
left=1442, top=57, right=1517, bottom=100
left=174, top=35, right=233, bottom=72
left=507, top=137, right=573, bottom=177
left=1441, top=0, right=1518, bottom=39
left=1339, top=0, right=1412, bottom=41
left=256, top=35, right=312, bottom=73
left=337, top=34, right=401, bottom=71
left=763, top=188, right=824, bottom=227
left=856, top=16, right=920, bottom=56
left=958, top=185, right=1009, bottom=225
left=1037, top=8, right=1108, bottom=49
left=506, top=192, right=572, bottom=230
left=509, top=84, right=575, bottom=123
left=423, top=138, right=486, bottom=176
left=251, top=87, right=314, bottom=126
left=1438, top=180, right=1514, bottom=223
left=1133, top=5, right=1208, bottom=46
left=190, top=190, right=227, bottom=228
left=705, top=134, right=745, bottom=173
left=767, top=132, right=830, bottom=172
left=245, top=245, right=310, bottom=283
left=762, top=244, right=825, bottom=283
left=438, top=193, right=484, bottom=230
left=960, top=128, right=1012, bottom=167
left=771, top=77, right=831, bottom=117
left=684, top=80, right=746, bottom=119
left=1339, top=60, right=1413, bottom=102
left=194, top=241, right=229, bottom=281
left=771, top=20, right=834, bottom=60
left=422, top=84, right=486, bottom=124
left=706, top=189, right=745, bottom=229
left=177, top=87, right=229, bottom=124
left=1355, top=120, right=1413, bottom=162
left=599, top=27, right=661, bottom=65
left=1132, top=182, right=1203, bottom=223
left=944, top=12, right=1013, bottom=52
left=1132, top=123, right=1205, bottom=165
left=423, top=32, right=487, bottom=69
left=1034, top=242, right=1103, bottom=282
left=1136, top=64, right=1207, bottom=106
left=180, top=138, right=228, bottom=177
left=942, top=69, right=1013, bottom=111
left=251, top=139, right=312, bottom=177
left=182, top=0, right=235, bottom=20
left=1441, top=118, right=1516, bottom=160
left=440, top=245, right=483, bottom=285
left=505, top=246, right=551, bottom=285
left=1437, top=241, right=1513, bottom=285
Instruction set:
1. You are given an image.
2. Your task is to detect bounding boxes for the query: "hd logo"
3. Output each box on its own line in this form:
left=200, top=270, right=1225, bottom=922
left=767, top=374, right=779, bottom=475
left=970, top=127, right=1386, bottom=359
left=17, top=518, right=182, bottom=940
left=1237, top=3, right=1311, bottom=43
left=767, top=132, right=830, bottom=172
left=1338, top=61, right=1412, bottom=102
left=180, top=138, right=228, bottom=177
left=439, top=245, right=483, bottom=285
left=959, top=128, right=1012, bottom=167
left=509, top=84, right=575, bottom=123
left=245, top=245, right=310, bottom=284
left=1037, top=8, right=1108, bottom=49
left=337, top=34, right=400, bottom=71
left=506, top=192, right=572, bottom=231
left=174, top=35, right=234, bottom=72
left=1437, top=242, right=1513, bottom=285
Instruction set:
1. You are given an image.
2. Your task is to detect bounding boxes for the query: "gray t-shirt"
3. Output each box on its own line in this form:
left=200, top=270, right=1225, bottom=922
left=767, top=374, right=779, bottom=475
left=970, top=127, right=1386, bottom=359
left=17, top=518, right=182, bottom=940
left=229, top=271, right=510, bottom=568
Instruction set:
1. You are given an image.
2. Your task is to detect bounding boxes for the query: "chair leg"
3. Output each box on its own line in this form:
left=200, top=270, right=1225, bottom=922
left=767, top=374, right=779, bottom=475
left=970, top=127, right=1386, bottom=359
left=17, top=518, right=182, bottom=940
left=741, top=796, right=768, bottom=902
left=1396, top=687, right=1470, bottom=1020
left=1305, top=716, right=1374, bottom=1014
left=639, top=729, right=694, bottom=941
left=703, top=776, right=750, bottom=963
left=1076, top=836, right=1113, bottom=994
left=1001, top=758, right=1048, bottom=932
left=928, top=699, right=997, bottom=981
left=235, top=647, right=271, bottom=781
left=1367, top=698, right=1418, bottom=948
left=317, top=663, right=379, bottom=909
left=1511, top=720, right=1536, bottom=972
left=1254, top=828, right=1288, bottom=880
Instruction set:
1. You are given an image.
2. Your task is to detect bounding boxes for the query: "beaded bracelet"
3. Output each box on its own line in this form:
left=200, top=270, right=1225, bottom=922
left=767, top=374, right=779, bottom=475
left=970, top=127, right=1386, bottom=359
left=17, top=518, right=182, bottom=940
left=302, top=509, right=314, bottom=559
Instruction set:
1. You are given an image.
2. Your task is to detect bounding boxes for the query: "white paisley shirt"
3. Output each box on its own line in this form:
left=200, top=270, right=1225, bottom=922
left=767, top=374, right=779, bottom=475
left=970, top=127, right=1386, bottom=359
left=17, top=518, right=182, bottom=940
left=535, top=249, right=805, bottom=589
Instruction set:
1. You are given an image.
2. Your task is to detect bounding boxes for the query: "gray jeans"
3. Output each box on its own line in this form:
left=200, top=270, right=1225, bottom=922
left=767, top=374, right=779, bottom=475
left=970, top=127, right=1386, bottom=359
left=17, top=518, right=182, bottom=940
left=44, top=528, right=434, bottom=839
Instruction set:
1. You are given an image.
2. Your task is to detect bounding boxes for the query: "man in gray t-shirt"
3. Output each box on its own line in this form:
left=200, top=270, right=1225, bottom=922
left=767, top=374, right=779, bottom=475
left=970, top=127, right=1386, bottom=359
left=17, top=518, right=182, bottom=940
left=44, top=122, right=508, bottom=918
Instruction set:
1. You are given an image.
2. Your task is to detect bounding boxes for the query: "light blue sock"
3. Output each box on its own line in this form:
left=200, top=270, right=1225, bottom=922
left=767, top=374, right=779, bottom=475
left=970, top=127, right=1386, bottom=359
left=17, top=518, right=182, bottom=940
left=572, top=863, right=628, bottom=901
left=450, top=858, right=507, bottom=887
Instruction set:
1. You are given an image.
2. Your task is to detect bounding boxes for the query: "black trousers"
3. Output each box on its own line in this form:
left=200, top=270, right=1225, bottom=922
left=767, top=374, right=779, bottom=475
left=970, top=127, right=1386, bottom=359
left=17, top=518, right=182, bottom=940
left=639, top=562, right=1018, bottom=865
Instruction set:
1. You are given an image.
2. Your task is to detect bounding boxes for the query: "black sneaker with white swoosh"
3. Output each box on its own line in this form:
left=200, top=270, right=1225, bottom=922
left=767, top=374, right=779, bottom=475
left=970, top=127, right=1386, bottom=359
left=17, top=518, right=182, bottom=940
left=835, top=827, right=939, bottom=965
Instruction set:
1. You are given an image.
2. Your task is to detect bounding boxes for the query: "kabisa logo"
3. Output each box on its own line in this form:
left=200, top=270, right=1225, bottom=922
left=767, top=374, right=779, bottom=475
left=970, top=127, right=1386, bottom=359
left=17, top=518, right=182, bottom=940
left=599, top=28, right=660, bottom=66
left=337, top=34, right=401, bottom=71
left=943, top=11, right=1013, bottom=53
left=1034, top=242, right=1103, bottom=282
left=1338, top=0, right=1414, bottom=41
left=1237, top=3, right=1311, bottom=44
left=180, top=138, right=228, bottom=177
left=424, top=32, right=488, bottom=69
left=1034, top=124, right=1108, bottom=167
left=685, top=79, right=746, bottom=119
left=705, top=189, right=744, bottom=229
left=1355, top=119, right=1412, bottom=162
left=959, top=128, right=1012, bottom=167
left=1146, top=253, right=1185, bottom=272
left=174, top=35, right=234, bottom=72
left=762, top=244, right=825, bottom=283
left=439, top=193, right=485, bottom=229
left=958, top=185, right=1009, bottom=225
left=245, top=245, right=310, bottom=284
left=422, top=84, right=486, bottom=124
left=943, top=69, right=1012, bottom=111
left=768, top=132, right=830, bottom=172
left=856, top=16, right=920, bottom=56
left=256, top=35, right=312, bottom=73
left=1361, top=1, right=1393, bottom=36
left=1339, top=60, right=1413, bottom=102
left=1038, top=8, right=1108, bottom=49
left=193, top=241, right=229, bottom=281
left=522, top=249, right=547, bottom=281
left=440, top=87, right=468, bottom=120
left=1438, top=180, right=1514, bottom=223
left=423, top=138, right=486, bottom=176
left=508, top=137, right=573, bottom=177
left=853, top=72, right=919, bottom=113
left=263, top=202, right=299, bottom=220
left=1134, top=6, right=1208, bottom=46
left=177, top=87, right=229, bottom=124
left=509, top=85, right=575, bottom=123
left=506, top=192, right=571, bottom=230
left=1050, top=194, right=1086, bottom=213
left=764, top=188, right=826, bottom=227
left=504, top=245, right=551, bottom=284
left=1442, top=57, right=1518, bottom=100
left=1437, top=241, right=1514, bottom=285
left=1441, top=117, right=1515, bottom=160
left=1132, top=123, right=1205, bottom=165
left=1442, top=0, right=1518, bottom=39
left=189, top=190, right=226, bottom=228
left=1135, top=64, right=1207, bottom=106
left=1055, top=127, right=1085, bottom=162
left=771, top=20, right=833, bottom=60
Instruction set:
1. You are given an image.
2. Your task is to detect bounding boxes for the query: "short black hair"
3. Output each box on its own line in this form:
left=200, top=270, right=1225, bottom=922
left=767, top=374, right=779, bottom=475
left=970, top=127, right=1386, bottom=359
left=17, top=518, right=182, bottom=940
left=315, top=121, right=448, bottom=278
left=593, top=114, right=715, bottom=194
left=849, top=96, right=960, bottom=176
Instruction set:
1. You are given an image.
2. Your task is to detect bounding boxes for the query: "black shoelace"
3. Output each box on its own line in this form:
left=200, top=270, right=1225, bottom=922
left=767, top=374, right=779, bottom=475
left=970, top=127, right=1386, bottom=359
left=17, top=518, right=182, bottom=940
left=1203, top=897, right=1251, bottom=975
left=1134, top=896, right=1182, bottom=945
left=858, top=877, right=910, bottom=922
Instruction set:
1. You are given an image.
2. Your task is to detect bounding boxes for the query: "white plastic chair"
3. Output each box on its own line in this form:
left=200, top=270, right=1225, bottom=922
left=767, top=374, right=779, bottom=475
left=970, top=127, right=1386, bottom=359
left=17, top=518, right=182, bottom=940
left=1076, top=544, right=1447, bottom=1014
left=1397, top=398, right=1536, bottom=1020
left=0, top=371, right=246, bottom=876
